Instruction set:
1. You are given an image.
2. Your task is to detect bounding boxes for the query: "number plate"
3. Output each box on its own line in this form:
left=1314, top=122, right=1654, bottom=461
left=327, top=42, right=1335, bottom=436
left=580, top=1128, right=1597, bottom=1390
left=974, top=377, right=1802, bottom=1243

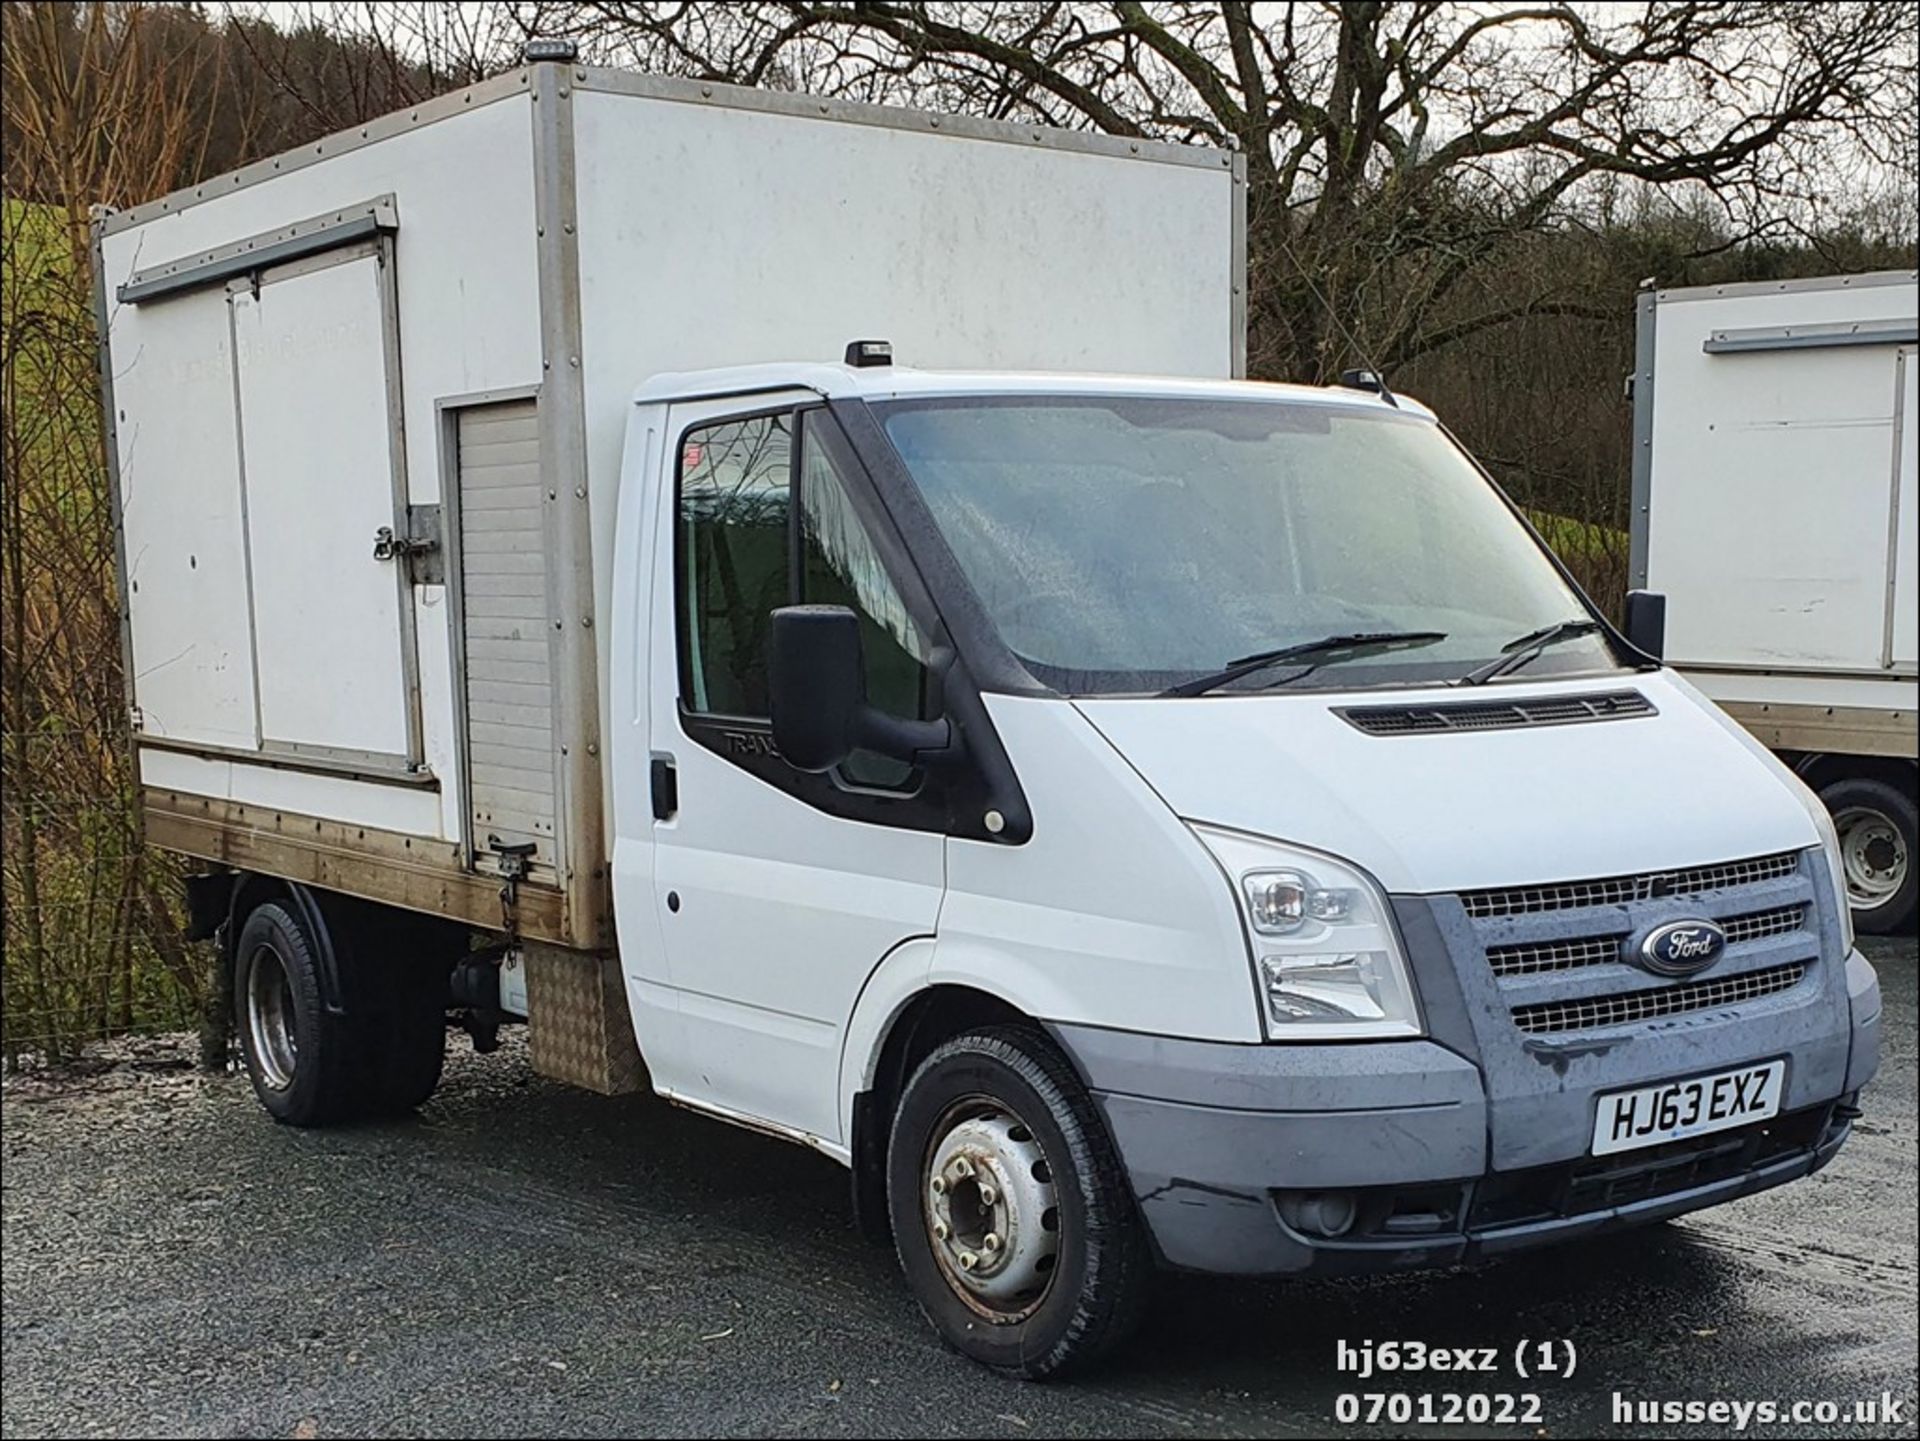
left=1591, top=1060, right=1786, bottom=1156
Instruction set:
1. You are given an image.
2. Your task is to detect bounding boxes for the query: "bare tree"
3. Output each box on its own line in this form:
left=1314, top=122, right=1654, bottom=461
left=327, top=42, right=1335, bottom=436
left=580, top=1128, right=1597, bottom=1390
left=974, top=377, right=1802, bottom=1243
left=219, top=2, right=537, bottom=127
left=529, top=2, right=1917, bottom=381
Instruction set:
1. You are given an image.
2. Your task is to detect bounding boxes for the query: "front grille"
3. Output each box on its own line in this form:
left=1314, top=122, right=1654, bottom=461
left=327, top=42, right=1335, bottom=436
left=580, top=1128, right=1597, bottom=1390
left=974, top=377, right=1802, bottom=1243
left=1487, top=934, right=1627, bottom=977
left=1339, top=689, right=1654, bottom=737
left=1462, top=851, right=1800, bottom=919
left=1509, top=961, right=1807, bottom=1035
left=1722, top=904, right=1807, bottom=945
left=1485, top=902, right=1809, bottom=979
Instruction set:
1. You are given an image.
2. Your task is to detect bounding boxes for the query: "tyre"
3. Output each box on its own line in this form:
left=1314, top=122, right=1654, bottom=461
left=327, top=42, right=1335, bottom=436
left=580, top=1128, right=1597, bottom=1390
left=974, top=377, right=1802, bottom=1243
left=885, top=1026, right=1152, bottom=1379
left=1819, top=775, right=1917, bottom=935
left=233, top=900, right=361, bottom=1127
left=355, top=954, right=449, bottom=1116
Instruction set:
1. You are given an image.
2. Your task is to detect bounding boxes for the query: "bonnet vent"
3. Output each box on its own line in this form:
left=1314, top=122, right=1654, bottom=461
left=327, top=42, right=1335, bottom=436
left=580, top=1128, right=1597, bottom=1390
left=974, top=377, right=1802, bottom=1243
left=1338, top=690, right=1655, bottom=737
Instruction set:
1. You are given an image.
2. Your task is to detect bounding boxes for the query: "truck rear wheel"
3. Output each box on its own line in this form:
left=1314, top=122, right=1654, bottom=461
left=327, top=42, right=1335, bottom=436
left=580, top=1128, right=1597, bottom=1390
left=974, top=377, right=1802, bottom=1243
left=355, top=957, right=449, bottom=1117
left=885, top=1026, right=1151, bottom=1379
left=1820, top=776, right=1917, bottom=935
left=235, top=895, right=453, bottom=1124
left=235, top=901, right=361, bottom=1127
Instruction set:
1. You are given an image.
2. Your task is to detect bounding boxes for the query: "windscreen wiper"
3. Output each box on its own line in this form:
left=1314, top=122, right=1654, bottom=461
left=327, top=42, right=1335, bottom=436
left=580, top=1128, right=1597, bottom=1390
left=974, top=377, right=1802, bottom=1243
left=1457, top=619, right=1603, bottom=686
left=1162, top=631, right=1449, bottom=698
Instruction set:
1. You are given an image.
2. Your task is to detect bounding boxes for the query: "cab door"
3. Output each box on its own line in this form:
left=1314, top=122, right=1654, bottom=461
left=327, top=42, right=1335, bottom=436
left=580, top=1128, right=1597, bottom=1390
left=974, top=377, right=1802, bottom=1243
left=640, top=396, right=946, bottom=1145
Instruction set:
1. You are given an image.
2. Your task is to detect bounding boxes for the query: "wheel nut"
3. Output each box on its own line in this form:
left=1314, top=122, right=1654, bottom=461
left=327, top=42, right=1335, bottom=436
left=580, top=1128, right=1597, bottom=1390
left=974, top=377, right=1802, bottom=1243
left=983, top=1232, right=1001, bottom=1252
left=933, top=1220, right=949, bottom=1241
left=978, top=1183, right=998, bottom=1206
left=929, top=1176, right=947, bottom=1196
left=953, top=1158, right=974, bottom=1178
left=958, top=1251, right=977, bottom=1270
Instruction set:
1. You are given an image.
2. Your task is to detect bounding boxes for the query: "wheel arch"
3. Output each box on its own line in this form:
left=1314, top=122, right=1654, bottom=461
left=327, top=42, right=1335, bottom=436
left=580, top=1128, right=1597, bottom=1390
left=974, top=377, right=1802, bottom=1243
left=227, top=876, right=349, bottom=1017
left=223, top=874, right=473, bottom=1016
left=841, top=942, right=1083, bottom=1243
left=1785, top=750, right=1918, bottom=793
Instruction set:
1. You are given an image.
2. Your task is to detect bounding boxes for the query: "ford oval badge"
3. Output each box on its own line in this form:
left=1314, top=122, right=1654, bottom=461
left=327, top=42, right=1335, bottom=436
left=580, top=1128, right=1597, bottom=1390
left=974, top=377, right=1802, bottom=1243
left=1639, top=919, right=1728, bottom=977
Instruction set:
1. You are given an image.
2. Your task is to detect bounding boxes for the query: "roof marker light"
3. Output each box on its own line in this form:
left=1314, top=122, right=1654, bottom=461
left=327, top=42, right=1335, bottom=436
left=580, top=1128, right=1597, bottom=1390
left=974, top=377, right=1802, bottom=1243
left=845, top=339, right=893, bottom=368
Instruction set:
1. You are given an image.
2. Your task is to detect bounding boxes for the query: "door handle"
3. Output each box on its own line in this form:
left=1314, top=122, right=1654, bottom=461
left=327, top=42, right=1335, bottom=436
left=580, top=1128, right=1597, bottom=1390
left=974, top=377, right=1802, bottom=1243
left=650, top=755, right=678, bottom=821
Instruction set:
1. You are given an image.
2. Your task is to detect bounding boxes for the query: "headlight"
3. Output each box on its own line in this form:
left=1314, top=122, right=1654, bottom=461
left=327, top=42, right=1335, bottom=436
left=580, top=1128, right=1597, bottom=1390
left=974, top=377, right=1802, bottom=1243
left=1193, top=824, right=1423, bottom=1040
left=1802, top=788, right=1857, bottom=953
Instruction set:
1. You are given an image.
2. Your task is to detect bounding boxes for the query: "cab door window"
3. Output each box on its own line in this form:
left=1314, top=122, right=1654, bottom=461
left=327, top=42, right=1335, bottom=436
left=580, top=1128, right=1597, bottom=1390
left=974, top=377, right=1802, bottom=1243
left=677, top=412, right=792, bottom=717
left=676, top=407, right=930, bottom=793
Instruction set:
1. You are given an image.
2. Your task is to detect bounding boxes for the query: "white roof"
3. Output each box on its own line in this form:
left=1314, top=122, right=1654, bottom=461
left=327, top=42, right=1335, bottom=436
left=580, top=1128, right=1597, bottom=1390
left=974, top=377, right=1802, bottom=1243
left=631, top=360, right=1434, bottom=418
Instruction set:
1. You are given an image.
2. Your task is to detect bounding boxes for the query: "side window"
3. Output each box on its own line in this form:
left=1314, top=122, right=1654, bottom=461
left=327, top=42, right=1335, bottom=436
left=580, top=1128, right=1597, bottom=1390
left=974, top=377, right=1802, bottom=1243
left=675, top=407, right=930, bottom=793
left=798, top=414, right=929, bottom=790
left=677, top=413, right=792, bottom=716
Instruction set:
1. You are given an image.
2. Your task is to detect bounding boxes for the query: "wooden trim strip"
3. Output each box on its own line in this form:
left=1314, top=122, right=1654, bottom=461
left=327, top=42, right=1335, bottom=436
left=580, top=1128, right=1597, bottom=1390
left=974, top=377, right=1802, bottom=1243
left=143, top=789, right=575, bottom=945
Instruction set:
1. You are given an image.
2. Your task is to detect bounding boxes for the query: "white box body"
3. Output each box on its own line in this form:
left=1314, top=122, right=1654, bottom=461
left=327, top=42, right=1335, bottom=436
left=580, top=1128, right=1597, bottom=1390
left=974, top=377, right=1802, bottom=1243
left=96, top=65, right=1243, bottom=944
left=1632, top=271, right=1918, bottom=758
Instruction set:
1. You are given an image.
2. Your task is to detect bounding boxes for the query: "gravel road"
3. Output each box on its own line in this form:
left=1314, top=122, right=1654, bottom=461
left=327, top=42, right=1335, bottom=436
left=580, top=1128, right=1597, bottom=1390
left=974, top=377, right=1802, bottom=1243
left=4, top=936, right=1914, bottom=1440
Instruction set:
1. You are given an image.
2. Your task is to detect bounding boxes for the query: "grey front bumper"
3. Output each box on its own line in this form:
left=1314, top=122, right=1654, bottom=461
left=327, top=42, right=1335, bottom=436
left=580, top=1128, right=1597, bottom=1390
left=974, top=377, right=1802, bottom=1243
left=1049, top=945, right=1878, bottom=1276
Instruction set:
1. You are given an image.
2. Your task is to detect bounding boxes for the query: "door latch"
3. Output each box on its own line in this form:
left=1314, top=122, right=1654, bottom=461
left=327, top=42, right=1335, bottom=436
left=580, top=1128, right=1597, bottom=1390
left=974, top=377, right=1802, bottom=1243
left=371, top=504, right=444, bottom=583
left=370, top=525, right=418, bottom=561
left=488, top=836, right=537, bottom=883
left=487, top=837, right=538, bottom=938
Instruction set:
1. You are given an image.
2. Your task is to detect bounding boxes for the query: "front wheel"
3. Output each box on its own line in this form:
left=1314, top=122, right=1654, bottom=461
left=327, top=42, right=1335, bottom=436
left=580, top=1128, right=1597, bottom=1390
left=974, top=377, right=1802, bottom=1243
left=886, top=1026, right=1152, bottom=1379
left=1820, top=776, right=1917, bottom=936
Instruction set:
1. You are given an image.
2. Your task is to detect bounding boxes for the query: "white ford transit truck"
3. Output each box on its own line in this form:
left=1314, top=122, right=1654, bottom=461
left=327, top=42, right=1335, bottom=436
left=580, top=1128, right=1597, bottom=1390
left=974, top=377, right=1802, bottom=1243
left=96, top=48, right=1881, bottom=1377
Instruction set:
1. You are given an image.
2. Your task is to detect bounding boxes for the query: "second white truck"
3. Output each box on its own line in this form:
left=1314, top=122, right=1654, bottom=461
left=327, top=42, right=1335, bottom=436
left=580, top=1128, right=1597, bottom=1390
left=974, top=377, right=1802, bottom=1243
left=1634, top=270, right=1919, bottom=934
left=97, top=49, right=1881, bottom=1377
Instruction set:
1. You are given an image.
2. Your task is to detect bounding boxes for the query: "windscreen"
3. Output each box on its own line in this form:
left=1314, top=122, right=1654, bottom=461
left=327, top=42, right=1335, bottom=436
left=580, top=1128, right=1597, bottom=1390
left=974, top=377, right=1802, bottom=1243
left=875, top=395, right=1620, bottom=695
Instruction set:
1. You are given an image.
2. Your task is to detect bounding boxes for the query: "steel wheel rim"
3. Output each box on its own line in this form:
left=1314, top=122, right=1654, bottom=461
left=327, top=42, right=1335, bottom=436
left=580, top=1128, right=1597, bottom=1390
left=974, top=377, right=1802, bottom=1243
left=246, top=944, right=298, bottom=1090
left=1833, top=805, right=1907, bottom=905
left=922, top=1095, right=1060, bottom=1322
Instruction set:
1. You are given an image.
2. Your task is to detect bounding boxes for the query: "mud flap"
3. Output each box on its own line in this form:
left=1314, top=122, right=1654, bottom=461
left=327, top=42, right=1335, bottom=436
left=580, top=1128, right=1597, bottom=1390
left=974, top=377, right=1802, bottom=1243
left=523, top=942, right=646, bottom=1095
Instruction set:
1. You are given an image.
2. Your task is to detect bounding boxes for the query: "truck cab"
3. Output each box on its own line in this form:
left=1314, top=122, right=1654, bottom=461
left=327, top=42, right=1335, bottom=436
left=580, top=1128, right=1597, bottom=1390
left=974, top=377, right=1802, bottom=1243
left=604, top=353, right=1882, bottom=1374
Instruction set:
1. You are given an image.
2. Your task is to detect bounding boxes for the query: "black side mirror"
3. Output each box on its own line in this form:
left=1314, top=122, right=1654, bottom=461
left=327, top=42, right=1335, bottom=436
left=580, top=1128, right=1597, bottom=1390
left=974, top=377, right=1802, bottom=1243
left=1623, top=589, right=1666, bottom=662
left=769, top=605, right=952, bottom=773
